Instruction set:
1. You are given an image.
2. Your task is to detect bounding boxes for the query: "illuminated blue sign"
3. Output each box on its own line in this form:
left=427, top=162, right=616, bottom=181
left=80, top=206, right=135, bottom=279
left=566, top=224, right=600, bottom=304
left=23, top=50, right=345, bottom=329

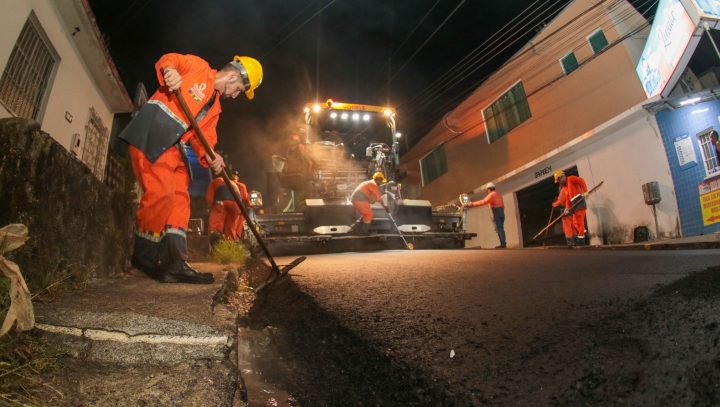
left=636, top=0, right=696, bottom=97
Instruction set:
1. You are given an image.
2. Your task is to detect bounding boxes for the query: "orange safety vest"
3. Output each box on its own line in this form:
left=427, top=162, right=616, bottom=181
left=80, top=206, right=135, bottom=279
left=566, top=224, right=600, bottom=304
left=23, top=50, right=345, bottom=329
left=153, top=53, right=222, bottom=166
left=351, top=180, right=383, bottom=203
left=470, top=190, right=504, bottom=208
left=563, top=176, right=588, bottom=208
left=119, top=54, right=222, bottom=166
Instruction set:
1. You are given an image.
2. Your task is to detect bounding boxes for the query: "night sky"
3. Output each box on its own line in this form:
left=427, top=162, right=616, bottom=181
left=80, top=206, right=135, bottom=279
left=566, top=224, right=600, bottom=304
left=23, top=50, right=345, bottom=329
left=88, top=0, right=653, bottom=192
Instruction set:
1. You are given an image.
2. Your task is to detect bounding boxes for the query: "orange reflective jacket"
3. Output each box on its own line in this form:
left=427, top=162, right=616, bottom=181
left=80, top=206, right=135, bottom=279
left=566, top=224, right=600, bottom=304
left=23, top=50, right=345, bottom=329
left=351, top=180, right=383, bottom=203
left=152, top=53, right=222, bottom=167
left=552, top=187, right=567, bottom=208
left=232, top=181, right=250, bottom=205
left=470, top=190, right=504, bottom=208
left=563, top=175, right=588, bottom=208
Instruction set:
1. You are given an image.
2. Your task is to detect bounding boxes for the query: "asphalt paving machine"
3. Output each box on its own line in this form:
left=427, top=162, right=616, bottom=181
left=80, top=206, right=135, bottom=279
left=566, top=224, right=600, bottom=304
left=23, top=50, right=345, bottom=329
left=252, top=99, right=475, bottom=254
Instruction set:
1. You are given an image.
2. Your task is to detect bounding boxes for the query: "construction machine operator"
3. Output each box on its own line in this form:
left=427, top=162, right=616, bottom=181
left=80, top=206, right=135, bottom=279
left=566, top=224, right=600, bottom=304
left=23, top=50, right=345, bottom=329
left=350, top=172, right=388, bottom=235
left=464, top=182, right=507, bottom=248
left=119, top=53, right=263, bottom=284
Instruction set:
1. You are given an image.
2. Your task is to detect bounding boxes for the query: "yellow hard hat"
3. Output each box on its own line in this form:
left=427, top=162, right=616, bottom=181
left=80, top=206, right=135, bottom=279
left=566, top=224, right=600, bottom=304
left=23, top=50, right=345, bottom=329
left=231, top=56, right=263, bottom=100
left=372, top=171, right=386, bottom=183
left=553, top=170, right=565, bottom=183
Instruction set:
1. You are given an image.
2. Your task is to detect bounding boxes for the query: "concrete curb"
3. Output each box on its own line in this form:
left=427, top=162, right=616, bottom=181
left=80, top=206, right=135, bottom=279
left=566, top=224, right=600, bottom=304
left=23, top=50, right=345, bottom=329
left=535, top=242, right=720, bottom=251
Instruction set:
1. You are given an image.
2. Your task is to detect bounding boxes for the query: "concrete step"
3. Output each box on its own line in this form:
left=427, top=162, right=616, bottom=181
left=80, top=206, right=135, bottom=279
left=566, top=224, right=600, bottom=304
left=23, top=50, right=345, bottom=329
left=27, top=263, right=244, bottom=406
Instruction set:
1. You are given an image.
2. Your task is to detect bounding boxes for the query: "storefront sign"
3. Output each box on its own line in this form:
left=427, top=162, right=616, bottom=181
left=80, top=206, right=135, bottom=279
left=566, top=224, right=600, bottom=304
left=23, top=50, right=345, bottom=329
left=674, top=134, right=698, bottom=167
left=636, top=0, right=696, bottom=97
left=534, top=165, right=552, bottom=179
left=698, top=177, right=720, bottom=225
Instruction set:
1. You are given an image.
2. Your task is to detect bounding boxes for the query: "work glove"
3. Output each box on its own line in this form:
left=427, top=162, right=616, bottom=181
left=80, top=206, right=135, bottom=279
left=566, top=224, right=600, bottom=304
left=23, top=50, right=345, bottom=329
left=215, top=201, right=223, bottom=206
left=562, top=208, right=572, bottom=216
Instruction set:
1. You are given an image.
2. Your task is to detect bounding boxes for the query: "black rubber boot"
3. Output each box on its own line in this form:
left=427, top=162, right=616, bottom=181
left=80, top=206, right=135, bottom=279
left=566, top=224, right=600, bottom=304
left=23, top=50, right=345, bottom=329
left=566, top=238, right=575, bottom=247
left=160, top=260, right=215, bottom=284
left=159, top=234, right=214, bottom=284
left=130, top=236, right=161, bottom=279
left=349, top=220, right=367, bottom=236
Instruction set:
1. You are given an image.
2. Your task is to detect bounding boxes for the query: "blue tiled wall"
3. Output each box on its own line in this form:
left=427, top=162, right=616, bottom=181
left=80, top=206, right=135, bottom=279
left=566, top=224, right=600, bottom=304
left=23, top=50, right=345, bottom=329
left=655, top=99, right=720, bottom=236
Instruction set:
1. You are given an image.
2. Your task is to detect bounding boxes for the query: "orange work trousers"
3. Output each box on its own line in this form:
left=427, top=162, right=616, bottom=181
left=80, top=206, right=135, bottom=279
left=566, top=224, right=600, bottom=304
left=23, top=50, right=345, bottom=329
left=208, top=200, right=243, bottom=240
left=130, top=145, right=190, bottom=234
left=208, top=202, right=225, bottom=235
left=571, top=208, right=587, bottom=236
left=352, top=200, right=374, bottom=223
left=561, top=215, right=574, bottom=238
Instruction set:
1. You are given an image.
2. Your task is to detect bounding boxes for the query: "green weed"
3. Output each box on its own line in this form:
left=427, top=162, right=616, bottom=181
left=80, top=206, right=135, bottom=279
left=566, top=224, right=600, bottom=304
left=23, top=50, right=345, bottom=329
left=211, top=240, right=249, bottom=265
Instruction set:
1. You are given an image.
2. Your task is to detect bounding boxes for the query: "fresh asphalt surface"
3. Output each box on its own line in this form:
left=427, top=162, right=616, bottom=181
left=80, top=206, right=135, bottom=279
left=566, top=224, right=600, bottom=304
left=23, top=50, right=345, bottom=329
left=272, top=248, right=720, bottom=404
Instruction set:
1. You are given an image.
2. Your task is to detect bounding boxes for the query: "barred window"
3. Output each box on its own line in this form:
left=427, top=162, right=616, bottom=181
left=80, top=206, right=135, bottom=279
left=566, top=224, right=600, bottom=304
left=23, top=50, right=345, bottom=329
left=420, top=145, right=448, bottom=186
left=560, top=52, right=579, bottom=75
left=588, top=29, right=609, bottom=54
left=698, top=128, right=720, bottom=177
left=0, top=14, right=58, bottom=121
left=483, top=81, right=532, bottom=143
left=82, top=108, right=109, bottom=181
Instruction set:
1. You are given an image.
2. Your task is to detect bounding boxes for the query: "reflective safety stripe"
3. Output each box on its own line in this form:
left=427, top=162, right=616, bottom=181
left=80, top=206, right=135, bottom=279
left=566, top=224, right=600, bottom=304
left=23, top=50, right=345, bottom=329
left=147, top=100, right=188, bottom=131
left=165, top=227, right=187, bottom=238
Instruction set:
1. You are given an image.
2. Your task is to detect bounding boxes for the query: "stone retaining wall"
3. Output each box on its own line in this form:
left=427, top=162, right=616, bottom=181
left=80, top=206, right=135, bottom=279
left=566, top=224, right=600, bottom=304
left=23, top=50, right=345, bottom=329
left=0, top=118, right=135, bottom=288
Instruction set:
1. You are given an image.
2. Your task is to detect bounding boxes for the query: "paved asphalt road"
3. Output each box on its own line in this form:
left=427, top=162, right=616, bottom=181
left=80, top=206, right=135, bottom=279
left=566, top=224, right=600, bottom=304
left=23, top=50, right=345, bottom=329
left=271, top=248, right=720, bottom=405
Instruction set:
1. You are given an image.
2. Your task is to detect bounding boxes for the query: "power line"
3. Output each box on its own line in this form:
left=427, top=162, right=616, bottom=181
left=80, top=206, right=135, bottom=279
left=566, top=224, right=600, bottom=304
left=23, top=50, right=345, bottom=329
left=404, top=1, right=569, bottom=116
left=405, top=0, right=611, bottom=116
left=408, top=0, right=657, bottom=153
left=261, top=0, right=338, bottom=58
left=443, top=0, right=649, bottom=120
left=389, top=0, right=467, bottom=82
left=400, top=0, right=552, bottom=110
left=404, top=0, right=655, bottom=150
left=378, top=0, right=443, bottom=76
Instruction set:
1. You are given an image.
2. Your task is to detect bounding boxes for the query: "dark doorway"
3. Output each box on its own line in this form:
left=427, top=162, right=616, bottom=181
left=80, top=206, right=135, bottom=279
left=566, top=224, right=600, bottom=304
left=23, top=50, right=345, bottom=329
left=516, top=166, right=579, bottom=247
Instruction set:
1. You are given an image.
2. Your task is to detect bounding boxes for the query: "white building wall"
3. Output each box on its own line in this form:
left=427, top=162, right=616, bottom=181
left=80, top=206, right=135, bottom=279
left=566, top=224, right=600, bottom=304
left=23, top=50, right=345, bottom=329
left=465, top=106, right=679, bottom=248
left=0, top=0, right=115, bottom=151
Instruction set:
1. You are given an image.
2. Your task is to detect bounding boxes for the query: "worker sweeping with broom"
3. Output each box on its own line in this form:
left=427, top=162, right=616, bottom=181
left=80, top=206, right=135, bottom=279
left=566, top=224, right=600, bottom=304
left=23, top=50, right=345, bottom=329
left=118, top=53, right=263, bottom=284
left=350, top=172, right=389, bottom=235
left=553, top=170, right=589, bottom=246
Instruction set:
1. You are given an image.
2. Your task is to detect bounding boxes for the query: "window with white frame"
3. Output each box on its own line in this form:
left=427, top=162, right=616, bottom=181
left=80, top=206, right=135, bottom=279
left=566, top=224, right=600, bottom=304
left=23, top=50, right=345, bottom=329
left=420, top=145, right=448, bottom=186
left=698, top=128, right=720, bottom=177
left=560, top=52, right=579, bottom=75
left=0, top=13, right=58, bottom=121
left=482, top=81, right=532, bottom=143
left=81, top=108, right=109, bottom=181
left=588, top=29, right=609, bottom=54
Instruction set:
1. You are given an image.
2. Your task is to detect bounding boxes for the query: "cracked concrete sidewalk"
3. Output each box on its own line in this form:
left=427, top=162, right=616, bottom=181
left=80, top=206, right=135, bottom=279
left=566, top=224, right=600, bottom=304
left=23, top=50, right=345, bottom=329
left=29, top=262, right=244, bottom=407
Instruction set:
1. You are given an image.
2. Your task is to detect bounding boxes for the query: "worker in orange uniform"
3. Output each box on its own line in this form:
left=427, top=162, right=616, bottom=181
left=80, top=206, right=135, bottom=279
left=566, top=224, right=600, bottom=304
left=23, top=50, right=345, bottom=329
left=350, top=172, right=388, bottom=235
left=119, top=53, right=263, bottom=284
left=206, top=175, right=231, bottom=242
left=551, top=183, right=576, bottom=247
left=206, top=171, right=250, bottom=242
left=229, top=172, right=250, bottom=240
left=553, top=170, right=588, bottom=246
left=464, top=182, right=506, bottom=248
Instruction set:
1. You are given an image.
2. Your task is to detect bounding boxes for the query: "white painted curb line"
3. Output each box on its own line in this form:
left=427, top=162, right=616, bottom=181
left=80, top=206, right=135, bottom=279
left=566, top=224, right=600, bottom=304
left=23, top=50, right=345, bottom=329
left=36, top=323, right=231, bottom=347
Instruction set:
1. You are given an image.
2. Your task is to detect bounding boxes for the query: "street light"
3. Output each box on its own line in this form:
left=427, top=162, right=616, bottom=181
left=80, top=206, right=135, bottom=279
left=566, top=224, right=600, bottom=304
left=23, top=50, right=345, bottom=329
left=395, top=132, right=402, bottom=138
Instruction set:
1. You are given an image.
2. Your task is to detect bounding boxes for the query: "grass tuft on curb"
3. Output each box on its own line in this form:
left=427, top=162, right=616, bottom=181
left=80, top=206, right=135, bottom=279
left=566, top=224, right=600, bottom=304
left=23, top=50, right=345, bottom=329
left=212, top=240, right=249, bottom=265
